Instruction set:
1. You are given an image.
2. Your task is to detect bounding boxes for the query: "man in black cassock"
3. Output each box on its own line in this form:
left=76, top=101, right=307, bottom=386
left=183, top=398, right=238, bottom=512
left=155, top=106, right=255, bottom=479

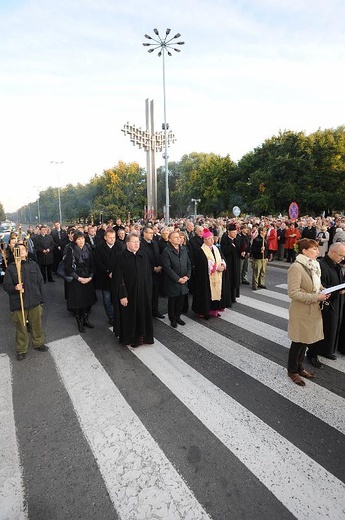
left=140, top=225, right=165, bottom=318
left=112, top=233, right=154, bottom=347
left=220, top=223, right=241, bottom=303
left=307, top=242, right=345, bottom=368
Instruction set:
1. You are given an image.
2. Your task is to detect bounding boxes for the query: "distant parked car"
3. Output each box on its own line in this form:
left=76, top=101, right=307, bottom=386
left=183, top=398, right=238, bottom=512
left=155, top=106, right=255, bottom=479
left=0, top=231, right=11, bottom=281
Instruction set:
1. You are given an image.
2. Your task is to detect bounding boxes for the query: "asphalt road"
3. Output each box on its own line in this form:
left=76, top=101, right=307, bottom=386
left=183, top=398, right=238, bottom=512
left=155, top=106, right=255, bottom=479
left=1, top=262, right=345, bottom=520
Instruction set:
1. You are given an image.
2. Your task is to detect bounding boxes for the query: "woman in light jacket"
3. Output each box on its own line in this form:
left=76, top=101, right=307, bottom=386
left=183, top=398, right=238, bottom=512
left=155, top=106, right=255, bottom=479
left=287, top=238, right=330, bottom=386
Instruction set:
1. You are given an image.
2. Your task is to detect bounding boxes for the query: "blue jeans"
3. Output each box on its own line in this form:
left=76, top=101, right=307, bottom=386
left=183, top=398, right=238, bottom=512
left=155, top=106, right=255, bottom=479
left=102, top=290, right=113, bottom=319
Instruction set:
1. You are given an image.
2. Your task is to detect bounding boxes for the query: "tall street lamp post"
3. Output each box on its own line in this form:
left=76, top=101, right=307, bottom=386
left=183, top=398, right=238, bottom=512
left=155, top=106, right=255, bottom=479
left=143, top=28, right=184, bottom=224
left=33, top=186, right=41, bottom=223
left=50, top=161, right=64, bottom=223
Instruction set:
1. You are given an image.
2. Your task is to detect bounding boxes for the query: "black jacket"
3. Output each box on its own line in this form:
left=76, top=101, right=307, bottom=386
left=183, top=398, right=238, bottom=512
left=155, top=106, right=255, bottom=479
left=250, top=236, right=269, bottom=259
left=94, top=241, right=118, bottom=291
left=3, top=259, right=44, bottom=311
left=140, top=239, right=163, bottom=285
left=312, top=255, right=344, bottom=356
left=162, top=243, right=191, bottom=297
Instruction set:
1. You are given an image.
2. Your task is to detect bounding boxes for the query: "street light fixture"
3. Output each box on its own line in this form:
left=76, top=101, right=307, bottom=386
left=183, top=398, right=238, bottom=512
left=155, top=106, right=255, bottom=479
left=33, top=186, right=41, bottom=223
left=50, top=161, right=64, bottom=223
left=191, top=198, right=201, bottom=216
left=143, top=28, right=184, bottom=224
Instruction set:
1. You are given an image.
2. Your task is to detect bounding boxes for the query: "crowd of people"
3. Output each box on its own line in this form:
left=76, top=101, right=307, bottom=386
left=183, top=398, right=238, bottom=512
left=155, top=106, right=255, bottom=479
left=1, top=213, right=345, bottom=386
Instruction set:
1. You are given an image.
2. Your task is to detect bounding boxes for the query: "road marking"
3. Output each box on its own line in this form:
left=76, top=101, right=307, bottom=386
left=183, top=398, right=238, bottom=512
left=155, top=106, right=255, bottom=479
left=237, top=295, right=289, bottom=319
left=276, top=283, right=288, bottom=289
left=252, top=288, right=290, bottom=303
left=0, top=354, right=28, bottom=520
left=49, top=336, right=210, bottom=520
left=163, top=317, right=345, bottom=434
left=132, top=342, right=345, bottom=519
left=221, top=309, right=345, bottom=373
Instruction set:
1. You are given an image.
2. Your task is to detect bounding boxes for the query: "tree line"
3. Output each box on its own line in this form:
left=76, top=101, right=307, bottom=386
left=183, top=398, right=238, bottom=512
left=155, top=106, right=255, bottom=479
left=5, top=126, right=345, bottom=224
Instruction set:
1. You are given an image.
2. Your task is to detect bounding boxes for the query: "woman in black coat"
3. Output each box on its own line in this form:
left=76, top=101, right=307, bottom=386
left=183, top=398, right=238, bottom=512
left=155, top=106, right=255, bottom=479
left=64, top=231, right=97, bottom=332
left=162, top=231, right=191, bottom=327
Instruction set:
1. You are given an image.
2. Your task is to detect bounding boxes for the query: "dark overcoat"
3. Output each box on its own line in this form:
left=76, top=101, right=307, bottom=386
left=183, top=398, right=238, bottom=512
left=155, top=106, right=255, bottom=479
left=64, top=243, right=97, bottom=311
left=220, top=233, right=241, bottom=292
left=35, top=234, right=55, bottom=266
left=162, top=243, right=191, bottom=297
left=93, top=241, right=118, bottom=291
left=140, top=239, right=162, bottom=286
left=313, top=255, right=344, bottom=356
left=112, top=248, right=154, bottom=346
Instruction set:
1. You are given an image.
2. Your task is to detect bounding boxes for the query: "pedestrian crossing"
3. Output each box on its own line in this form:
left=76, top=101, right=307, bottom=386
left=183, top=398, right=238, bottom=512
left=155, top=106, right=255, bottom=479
left=1, top=283, right=345, bottom=520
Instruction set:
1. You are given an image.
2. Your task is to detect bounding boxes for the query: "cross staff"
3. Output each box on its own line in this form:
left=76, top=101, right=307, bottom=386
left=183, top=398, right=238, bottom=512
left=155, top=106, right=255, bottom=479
left=13, top=246, right=26, bottom=327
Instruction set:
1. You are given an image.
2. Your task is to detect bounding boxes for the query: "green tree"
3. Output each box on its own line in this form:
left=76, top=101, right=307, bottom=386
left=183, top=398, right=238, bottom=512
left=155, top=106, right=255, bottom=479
left=168, top=152, right=237, bottom=217
left=0, top=202, right=6, bottom=222
left=93, top=161, right=146, bottom=221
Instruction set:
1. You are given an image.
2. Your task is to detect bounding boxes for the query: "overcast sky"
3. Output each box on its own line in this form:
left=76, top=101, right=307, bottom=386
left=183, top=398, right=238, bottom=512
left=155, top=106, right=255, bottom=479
left=1, top=0, right=344, bottom=214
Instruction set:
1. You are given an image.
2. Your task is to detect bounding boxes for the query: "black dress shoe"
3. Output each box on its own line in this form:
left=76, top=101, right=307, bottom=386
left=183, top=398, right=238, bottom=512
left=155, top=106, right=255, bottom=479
left=242, top=280, right=250, bottom=285
left=17, top=353, right=27, bottom=361
left=307, top=355, right=324, bottom=369
left=252, top=286, right=257, bottom=291
left=176, top=317, right=186, bottom=326
left=108, top=317, right=114, bottom=326
left=170, top=320, right=177, bottom=328
left=153, top=313, right=165, bottom=319
left=48, top=279, right=55, bottom=282
left=258, top=285, right=267, bottom=289
left=323, top=354, right=337, bottom=360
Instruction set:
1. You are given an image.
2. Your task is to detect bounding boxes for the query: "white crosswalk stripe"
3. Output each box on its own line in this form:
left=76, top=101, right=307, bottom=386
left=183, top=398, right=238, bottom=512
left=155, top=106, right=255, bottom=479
left=132, top=341, right=345, bottom=519
left=221, top=308, right=345, bottom=373
left=1, top=282, right=345, bottom=520
left=49, top=335, right=211, bottom=520
left=0, top=355, right=27, bottom=520
left=237, top=295, right=289, bottom=319
left=161, top=315, right=345, bottom=434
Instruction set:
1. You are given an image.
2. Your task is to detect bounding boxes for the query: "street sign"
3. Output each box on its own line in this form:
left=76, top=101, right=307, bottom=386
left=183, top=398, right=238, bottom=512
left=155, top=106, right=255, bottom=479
left=288, top=202, right=299, bottom=220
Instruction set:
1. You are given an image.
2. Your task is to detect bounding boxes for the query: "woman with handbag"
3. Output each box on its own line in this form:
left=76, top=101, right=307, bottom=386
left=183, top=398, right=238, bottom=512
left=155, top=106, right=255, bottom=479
left=64, top=231, right=97, bottom=332
left=287, top=238, right=330, bottom=386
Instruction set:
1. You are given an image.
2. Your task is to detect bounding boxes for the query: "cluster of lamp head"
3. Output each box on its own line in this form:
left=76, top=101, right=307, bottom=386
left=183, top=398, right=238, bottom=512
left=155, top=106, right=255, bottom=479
left=143, top=28, right=184, bottom=57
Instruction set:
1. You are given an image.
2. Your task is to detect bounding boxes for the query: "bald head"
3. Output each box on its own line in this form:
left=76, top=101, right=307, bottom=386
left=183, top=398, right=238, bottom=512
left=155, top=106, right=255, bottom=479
left=328, top=242, right=345, bottom=263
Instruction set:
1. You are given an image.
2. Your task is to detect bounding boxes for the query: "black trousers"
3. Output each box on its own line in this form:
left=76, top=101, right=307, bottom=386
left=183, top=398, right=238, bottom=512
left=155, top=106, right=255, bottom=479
left=152, top=283, right=160, bottom=314
left=40, top=264, right=53, bottom=282
left=287, top=342, right=307, bottom=373
left=168, top=295, right=185, bottom=322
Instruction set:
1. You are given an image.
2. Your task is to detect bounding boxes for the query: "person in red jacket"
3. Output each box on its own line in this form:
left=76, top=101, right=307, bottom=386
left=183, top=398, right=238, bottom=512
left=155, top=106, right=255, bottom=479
left=284, top=222, right=301, bottom=263
left=267, top=222, right=278, bottom=261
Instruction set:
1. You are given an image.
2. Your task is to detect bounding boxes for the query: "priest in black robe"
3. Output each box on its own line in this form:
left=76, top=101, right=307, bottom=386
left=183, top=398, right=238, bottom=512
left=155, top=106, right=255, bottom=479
left=112, top=233, right=154, bottom=347
left=220, top=223, right=241, bottom=303
left=307, top=242, right=345, bottom=365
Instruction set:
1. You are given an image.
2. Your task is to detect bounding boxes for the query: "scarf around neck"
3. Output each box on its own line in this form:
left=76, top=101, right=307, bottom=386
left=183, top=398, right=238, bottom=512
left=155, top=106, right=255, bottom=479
left=295, top=253, right=321, bottom=293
